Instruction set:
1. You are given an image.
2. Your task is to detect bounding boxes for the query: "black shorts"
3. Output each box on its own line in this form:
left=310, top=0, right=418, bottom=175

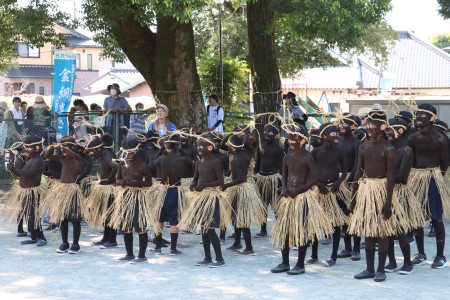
left=428, top=177, right=443, bottom=220
left=159, top=188, right=179, bottom=226
left=205, top=198, right=220, bottom=229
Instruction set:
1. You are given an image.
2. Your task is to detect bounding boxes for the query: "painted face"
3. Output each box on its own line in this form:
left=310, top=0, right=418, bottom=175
left=324, top=131, right=339, bottom=144
left=124, top=149, right=138, bottom=161
left=366, top=121, right=382, bottom=139
left=309, top=135, right=322, bottom=148
left=87, top=148, right=101, bottom=158
left=339, top=121, right=352, bottom=136
left=415, top=112, right=432, bottom=129
left=25, top=145, right=39, bottom=156
left=287, top=135, right=303, bottom=151
left=264, top=128, right=277, bottom=142
left=196, top=142, right=212, bottom=157
left=385, top=128, right=398, bottom=143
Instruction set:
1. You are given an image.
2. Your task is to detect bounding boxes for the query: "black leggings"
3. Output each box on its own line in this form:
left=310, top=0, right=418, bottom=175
left=388, top=233, right=411, bottom=265
left=233, top=227, right=253, bottom=251
left=60, top=220, right=81, bottom=245
left=281, top=238, right=307, bottom=268
left=365, top=237, right=388, bottom=273
left=202, top=228, right=223, bottom=261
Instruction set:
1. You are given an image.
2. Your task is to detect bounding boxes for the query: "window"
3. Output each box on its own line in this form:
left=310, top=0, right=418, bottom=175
left=76, top=54, right=81, bottom=69
left=16, top=43, right=40, bottom=58
left=26, top=83, right=35, bottom=94
left=87, top=54, right=93, bottom=70
left=39, top=87, right=45, bottom=95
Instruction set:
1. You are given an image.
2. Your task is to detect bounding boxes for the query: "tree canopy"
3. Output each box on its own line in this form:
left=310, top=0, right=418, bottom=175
left=0, top=1, right=74, bottom=73
left=438, top=0, right=450, bottom=19
left=431, top=32, right=450, bottom=50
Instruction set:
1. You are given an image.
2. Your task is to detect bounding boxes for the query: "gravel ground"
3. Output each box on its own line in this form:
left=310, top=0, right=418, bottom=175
left=1, top=213, right=450, bottom=300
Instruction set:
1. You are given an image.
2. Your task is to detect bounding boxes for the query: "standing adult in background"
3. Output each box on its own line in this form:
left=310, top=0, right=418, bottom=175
left=128, top=102, right=148, bottom=138
left=72, top=99, right=93, bottom=140
left=278, top=92, right=306, bottom=139
left=148, top=104, right=176, bottom=137
left=10, top=97, right=24, bottom=135
left=20, top=102, right=28, bottom=118
left=103, top=83, right=131, bottom=134
left=206, top=94, right=225, bottom=133
left=4, top=99, right=21, bottom=151
left=27, top=96, right=51, bottom=139
left=278, top=92, right=305, bottom=122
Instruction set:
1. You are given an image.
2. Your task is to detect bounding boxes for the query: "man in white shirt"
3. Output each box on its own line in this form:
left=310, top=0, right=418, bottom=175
left=206, top=94, right=225, bottom=133
left=11, top=97, right=24, bottom=134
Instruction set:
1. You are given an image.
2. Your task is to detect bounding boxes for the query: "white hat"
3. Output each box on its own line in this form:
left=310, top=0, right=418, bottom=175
left=0, top=102, right=7, bottom=110
left=371, top=103, right=383, bottom=110
left=156, top=104, right=169, bottom=113
left=33, top=96, right=49, bottom=109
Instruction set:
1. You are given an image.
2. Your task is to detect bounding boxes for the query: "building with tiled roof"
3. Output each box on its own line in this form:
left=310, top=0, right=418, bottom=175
left=281, top=31, right=450, bottom=116
left=0, top=24, right=102, bottom=97
left=84, top=61, right=153, bottom=98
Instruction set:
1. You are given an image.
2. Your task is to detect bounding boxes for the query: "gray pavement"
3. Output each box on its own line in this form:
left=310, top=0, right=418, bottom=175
left=1, top=215, right=450, bottom=300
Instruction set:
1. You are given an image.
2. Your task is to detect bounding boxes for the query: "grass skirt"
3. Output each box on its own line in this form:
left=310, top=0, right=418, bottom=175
left=227, top=180, right=266, bottom=228
left=178, top=187, right=231, bottom=233
left=80, top=175, right=98, bottom=198
left=395, top=183, right=426, bottom=230
left=348, top=178, right=409, bottom=237
left=85, top=182, right=115, bottom=227
left=271, top=189, right=333, bottom=249
left=40, top=182, right=85, bottom=222
left=151, top=183, right=189, bottom=233
left=254, top=173, right=281, bottom=209
left=181, top=178, right=193, bottom=188
left=0, top=182, right=42, bottom=228
left=316, top=184, right=350, bottom=227
left=408, top=168, right=450, bottom=218
left=40, top=176, right=57, bottom=199
left=106, top=186, right=154, bottom=232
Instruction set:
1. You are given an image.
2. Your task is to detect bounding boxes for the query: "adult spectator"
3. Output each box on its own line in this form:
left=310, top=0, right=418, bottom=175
left=90, top=103, right=102, bottom=112
left=4, top=98, right=23, bottom=150
left=20, top=101, right=28, bottom=117
left=0, top=102, right=8, bottom=166
left=148, top=104, right=176, bottom=137
left=128, top=102, right=148, bottom=138
left=278, top=92, right=305, bottom=122
left=10, top=97, right=24, bottom=135
left=206, top=94, right=225, bottom=132
left=103, top=83, right=131, bottom=133
left=72, top=99, right=94, bottom=140
left=27, top=96, right=51, bottom=138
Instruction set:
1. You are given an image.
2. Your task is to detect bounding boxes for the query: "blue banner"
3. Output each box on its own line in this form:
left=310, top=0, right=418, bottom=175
left=52, top=50, right=76, bottom=136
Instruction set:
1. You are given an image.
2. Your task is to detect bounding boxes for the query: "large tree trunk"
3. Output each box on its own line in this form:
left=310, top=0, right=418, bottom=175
left=108, top=13, right=206, bottom=131
left=154, top=16, right=205, bottom=130
left=247, top=0, right=281, bottom=126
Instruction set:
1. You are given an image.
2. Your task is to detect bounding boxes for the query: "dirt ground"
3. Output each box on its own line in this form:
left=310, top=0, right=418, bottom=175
left=0, top=213, right=449, bottom=300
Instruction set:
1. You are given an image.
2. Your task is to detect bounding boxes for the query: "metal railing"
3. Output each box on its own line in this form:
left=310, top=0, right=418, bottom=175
left=0, top=110, right=254, bottom=180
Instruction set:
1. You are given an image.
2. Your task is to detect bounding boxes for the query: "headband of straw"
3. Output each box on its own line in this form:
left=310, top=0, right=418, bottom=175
left=434, top=123, right=448, bottom=132
left=366, top=111, right=388, bottom=124
left=281, top=124, right=309, bottom=142
left=23, top=138, right=44, bottom=147
left=120, top=145, right=140, bottom=153
left=319, top=124, right=337, bottom=138
left=415, top=108, right=436, bottom=119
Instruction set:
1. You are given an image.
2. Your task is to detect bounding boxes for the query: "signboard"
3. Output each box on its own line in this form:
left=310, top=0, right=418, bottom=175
left=52, top=50, right=76, bottom=136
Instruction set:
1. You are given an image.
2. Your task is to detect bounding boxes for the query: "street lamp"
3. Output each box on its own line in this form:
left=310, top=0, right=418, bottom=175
left=215, top=0, right=224, bottom=104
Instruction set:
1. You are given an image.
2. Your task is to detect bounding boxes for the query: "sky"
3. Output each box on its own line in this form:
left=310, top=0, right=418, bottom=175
left=386, top=0, right=450, bottom=41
